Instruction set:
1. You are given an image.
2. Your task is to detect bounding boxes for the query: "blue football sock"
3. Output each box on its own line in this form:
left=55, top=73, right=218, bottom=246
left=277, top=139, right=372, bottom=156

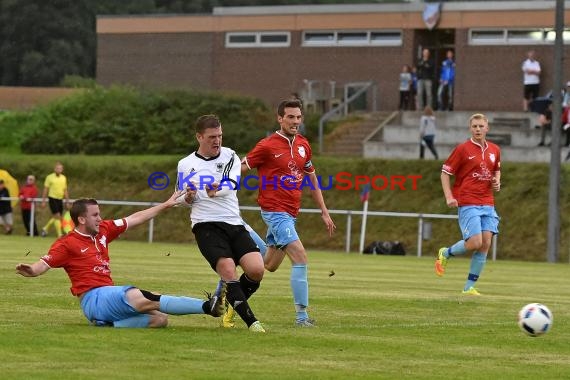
left=464, top=252, right=487, bottom=290
left=159, top=295, right=205, bottom=315
left=248, top=227, right=267, bottom=257
left=447, top=240, right=467, bottom=257
left=291, top=264, right=309, bottom=320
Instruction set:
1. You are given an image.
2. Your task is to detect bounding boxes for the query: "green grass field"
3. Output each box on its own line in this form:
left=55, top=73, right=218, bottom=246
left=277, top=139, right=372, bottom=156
left=2, top=235, right=569, bottom=380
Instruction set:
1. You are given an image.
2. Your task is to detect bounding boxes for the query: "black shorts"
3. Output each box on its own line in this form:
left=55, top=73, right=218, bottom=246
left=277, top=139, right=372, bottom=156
left=48, top=197, right=64, bottom=215
left=524, top=84, right=540, bottom=100
left=192, top=222, right=260, bottom=271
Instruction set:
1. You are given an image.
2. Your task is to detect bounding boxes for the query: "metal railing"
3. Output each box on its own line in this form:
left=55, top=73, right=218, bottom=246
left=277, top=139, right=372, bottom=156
left=2, top=197, right=497, bottom=260
left=318, top=81, right=377, bottom=153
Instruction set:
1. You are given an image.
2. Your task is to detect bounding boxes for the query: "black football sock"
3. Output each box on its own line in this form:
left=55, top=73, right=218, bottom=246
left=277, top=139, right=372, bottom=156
left=226, top=280, right=257, bottom=327
left=239, top=273, right=260, bottom=299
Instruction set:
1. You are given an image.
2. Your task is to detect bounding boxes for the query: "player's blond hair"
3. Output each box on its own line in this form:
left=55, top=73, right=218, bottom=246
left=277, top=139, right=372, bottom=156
left=469, top=113, right=488, bottom=126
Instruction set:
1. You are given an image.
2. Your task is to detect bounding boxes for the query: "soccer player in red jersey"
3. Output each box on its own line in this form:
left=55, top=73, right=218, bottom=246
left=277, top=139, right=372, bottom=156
left=242, top=99, right=336, bottom=326
left=16, top=192, right=225, bottom=328
left=435, top=113, right=501, bottom=295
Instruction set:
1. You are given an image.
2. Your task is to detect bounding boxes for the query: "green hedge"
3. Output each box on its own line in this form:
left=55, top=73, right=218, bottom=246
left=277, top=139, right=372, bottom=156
left=8, top=86, right=274, bottom=155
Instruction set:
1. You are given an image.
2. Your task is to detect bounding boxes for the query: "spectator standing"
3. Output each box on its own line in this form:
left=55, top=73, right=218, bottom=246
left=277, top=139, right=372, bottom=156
left=416, top=48, right=435, bottom=109
left=398, top=64, right=413, bottom=110
left=0, top=179, right=13, bottom=234
left=411, top=66, right=418, bottom=110
left=563, top=81, right=570, bottom=108
left=19, top=175, right=39, bottom=236
left=522, top=50, right=541, bottom=112
left=437, top=50, right=456, bottom=111
left=537, top=103, right=552, bottom=147
left=419, top=106, right=439, bottom=159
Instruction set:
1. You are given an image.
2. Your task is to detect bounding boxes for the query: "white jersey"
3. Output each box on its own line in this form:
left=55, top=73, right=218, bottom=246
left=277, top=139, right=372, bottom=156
left=177, top=147, right=243, bottom=227
left=522, top=59, right=541, bottom=85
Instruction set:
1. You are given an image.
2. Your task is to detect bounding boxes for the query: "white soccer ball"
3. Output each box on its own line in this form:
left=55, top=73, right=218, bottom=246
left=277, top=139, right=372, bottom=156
left=518, top=303, right=553, bottom=337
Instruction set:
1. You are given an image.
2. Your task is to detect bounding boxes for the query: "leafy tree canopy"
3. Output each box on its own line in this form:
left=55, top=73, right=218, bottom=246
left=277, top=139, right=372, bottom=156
left=0, top=0, right=398, bottom=87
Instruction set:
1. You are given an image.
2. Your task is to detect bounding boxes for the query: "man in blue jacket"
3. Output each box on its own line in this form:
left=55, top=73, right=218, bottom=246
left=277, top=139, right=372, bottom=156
left=437, top=50, right=456, bottom=111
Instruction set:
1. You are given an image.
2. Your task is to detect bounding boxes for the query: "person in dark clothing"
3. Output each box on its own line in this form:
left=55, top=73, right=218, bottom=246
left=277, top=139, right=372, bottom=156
left=416, top=48, right=435, bottom=109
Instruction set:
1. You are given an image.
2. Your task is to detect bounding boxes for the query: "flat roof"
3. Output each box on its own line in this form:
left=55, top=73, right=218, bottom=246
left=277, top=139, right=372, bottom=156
left=212, top=1, right=559, bottom=16
left=96, top=1, right=567, bottom=34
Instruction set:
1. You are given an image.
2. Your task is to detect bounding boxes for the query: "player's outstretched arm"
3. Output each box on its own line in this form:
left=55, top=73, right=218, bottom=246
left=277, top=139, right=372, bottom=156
left=16, top=261, right=50, bottom=277
left=126, top=190, right=185, bottom=228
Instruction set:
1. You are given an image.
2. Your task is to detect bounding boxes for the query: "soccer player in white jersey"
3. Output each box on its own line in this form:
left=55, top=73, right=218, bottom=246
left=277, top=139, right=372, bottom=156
left=177, top=114, right=266, bottom=333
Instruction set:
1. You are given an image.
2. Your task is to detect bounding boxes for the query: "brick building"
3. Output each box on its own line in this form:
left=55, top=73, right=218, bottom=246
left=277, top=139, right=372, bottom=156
left=96, top=1, right=570, bottom=112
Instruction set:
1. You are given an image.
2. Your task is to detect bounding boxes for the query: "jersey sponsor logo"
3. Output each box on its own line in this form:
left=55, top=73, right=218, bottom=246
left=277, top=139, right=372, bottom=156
left=81, top=248, right=88, bottom=253
left=298, top=146, right=306, bottom=158
left=472, top=162, right=493, bottom=181
left=274, top=153, right=284, bottom=158
left=280, top=160, right=303, bottom=184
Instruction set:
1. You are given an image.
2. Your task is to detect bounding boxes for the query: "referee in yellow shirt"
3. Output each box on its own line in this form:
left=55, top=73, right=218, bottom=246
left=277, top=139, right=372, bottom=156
left=41, top=162, right=69, bottom=237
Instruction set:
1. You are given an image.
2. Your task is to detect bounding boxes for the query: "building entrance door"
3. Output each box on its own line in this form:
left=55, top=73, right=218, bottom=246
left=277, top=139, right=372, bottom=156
left=414, top=28, right=455, bottom=110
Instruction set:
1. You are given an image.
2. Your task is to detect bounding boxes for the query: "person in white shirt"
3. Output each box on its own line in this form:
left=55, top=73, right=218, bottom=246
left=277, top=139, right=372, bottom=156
left=522, top=50, right=541, bottom=112
left=177, top=114, right=266, bottom=333
left=419, top=106, right=439, bottom=159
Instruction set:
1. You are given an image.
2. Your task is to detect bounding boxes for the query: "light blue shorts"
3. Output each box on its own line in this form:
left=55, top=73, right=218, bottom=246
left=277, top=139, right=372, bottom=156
left=458, top=205, right=500, bottom=240
left=260, top=211, right=299, bottom=249
left=80, top=285, right=150, bottom=328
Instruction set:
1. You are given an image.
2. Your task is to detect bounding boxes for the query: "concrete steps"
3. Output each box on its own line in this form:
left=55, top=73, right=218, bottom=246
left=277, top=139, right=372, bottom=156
left=363, top=111, right=568, bottom=163
left=323, top=111, right=394, bottom=156
left=364, top=141, right=569, bottom=162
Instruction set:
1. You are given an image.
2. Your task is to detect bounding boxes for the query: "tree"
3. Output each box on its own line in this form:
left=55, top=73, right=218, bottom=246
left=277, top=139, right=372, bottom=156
left=0, top=0, right=399, bottom=87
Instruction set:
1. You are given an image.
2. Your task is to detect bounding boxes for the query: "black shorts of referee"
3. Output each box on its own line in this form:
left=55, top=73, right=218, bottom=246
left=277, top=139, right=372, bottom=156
left=48, top=197, right=64, bottom=215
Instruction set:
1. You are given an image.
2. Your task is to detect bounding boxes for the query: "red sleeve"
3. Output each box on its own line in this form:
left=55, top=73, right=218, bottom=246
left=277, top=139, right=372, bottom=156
left=103, top=219, right=128, bottom=243
left=246, top=139, right=269, bottom=169
left=42, top=239, right=71, bottom=269
left=442, top=145, right=463, bottom=175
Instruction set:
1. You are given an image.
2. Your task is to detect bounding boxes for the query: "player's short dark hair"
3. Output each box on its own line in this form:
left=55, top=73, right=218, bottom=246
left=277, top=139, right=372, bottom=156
left=70, top=198, right=98, bottom=225
left=277, top=99, right=303, bottom=117
left=195, top=114, right=221, bottom=134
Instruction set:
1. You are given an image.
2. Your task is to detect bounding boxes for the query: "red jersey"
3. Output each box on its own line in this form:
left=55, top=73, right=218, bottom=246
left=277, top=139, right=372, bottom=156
left=245, top=132, right=315, bottom=217
left=442, top=138, right=501, bottom=206
left=40, top=219, right=128, bottom=296
left=19, top=184, right=38, bottom=210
